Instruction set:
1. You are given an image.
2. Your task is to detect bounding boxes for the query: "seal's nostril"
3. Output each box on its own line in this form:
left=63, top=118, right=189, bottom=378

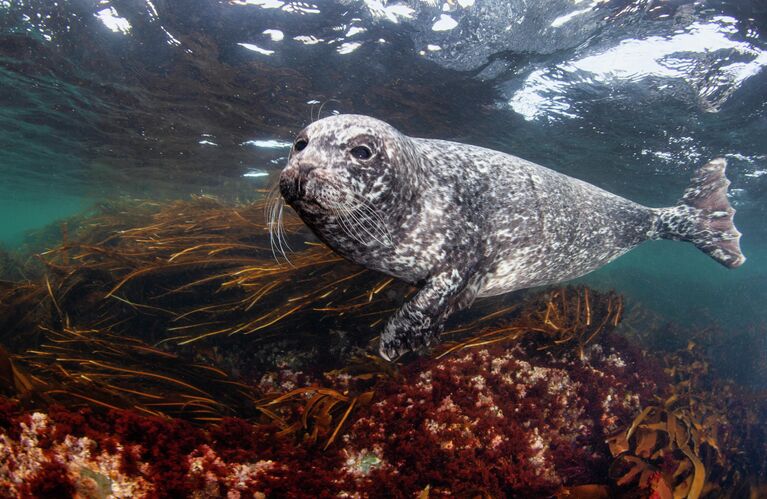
left=298, top=163, right=316, bottom=178
left=279, top=172, right=299, bottom=202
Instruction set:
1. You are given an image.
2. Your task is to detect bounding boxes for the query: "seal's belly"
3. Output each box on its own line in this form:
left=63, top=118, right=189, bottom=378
left=478, top=243, right=632, bottom=297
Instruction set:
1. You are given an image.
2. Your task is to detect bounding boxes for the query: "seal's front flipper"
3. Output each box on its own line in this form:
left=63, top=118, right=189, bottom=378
left=654, top=158, right=745, bottom=268
left=379, top=267, right=479, bottom=361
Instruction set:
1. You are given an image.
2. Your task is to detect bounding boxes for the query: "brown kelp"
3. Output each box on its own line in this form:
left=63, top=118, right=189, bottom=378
left=0, top=195, right=410, bottom=421
left=604, top=338, right=767, bottom=498
left=32, top=196, right=411, bottom=347
left=437, top=286, right=623, bottom=360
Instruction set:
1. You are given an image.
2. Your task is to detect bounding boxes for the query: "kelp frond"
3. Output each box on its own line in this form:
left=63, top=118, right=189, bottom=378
left=256, top=386, right=375, bottom=449
left=0, top=196, right=405, bottom=423
left=605, top=339, right=764, bottom=498
left=437, top=287, right=622, bottom=360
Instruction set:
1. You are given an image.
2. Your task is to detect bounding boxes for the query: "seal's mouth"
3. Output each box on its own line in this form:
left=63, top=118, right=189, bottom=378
left=279, top=174, right=327, bottom=215
left=291, top=197, right=326, bottom=215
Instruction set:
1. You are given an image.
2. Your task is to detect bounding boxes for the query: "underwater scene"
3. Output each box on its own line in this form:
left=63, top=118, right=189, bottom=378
left=1, top=0, right=767, bottom=497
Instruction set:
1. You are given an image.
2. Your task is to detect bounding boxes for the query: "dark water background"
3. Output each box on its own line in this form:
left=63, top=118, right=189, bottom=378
left=1, top=0, right=766, bottom=381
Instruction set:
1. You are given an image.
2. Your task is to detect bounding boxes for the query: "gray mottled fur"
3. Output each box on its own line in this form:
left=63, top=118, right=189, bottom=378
left=279, top=115, right=745, bottom=360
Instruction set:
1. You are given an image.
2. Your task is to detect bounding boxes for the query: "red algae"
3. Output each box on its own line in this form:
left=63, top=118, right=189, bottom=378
left=19, top=460, right=76, bottom=499
left=110, top=410, right=204, bottom=497
left=341, top=339, right=659, bottom=497
left=0, top=399, right=355, bottom=497
left=0, top=319, right=662, bottom=498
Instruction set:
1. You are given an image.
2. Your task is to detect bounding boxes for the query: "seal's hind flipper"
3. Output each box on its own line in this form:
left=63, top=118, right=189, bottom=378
left=655, top=158, right=745, bottom=268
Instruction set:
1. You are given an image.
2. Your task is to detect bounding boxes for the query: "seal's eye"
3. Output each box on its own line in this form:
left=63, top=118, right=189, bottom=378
left=294, top=139, right=308, bottom=152
left=350, top=145, right=373, bottom=161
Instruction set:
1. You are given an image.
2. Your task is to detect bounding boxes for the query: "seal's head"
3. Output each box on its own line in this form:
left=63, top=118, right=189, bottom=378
left=279, top=115, right=423, bottom=257
left=280, top=114, right=418, bottom=216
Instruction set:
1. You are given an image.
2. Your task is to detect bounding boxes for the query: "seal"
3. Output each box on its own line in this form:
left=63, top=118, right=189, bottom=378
left=278, top=114, right=745, bottom=361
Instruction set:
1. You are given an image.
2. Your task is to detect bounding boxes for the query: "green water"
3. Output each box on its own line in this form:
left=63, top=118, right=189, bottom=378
left=579, top=239, right=767, bottom=333
left=0, top=189, right=85, bottom=247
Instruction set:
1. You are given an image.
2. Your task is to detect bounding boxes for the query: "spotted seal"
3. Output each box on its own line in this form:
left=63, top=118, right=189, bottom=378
left=278, top=114, right=745, bottom=360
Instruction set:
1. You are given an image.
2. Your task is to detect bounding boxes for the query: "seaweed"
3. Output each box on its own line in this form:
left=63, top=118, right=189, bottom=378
left=602, top=339, right=767, bottom=498
left=0, top=196, right=412, bottom=420
left=258, top=386, right=375, bottom=449
left=32, top=196, right=410, bottom=349
left=437, top=286, right=622, bottom=360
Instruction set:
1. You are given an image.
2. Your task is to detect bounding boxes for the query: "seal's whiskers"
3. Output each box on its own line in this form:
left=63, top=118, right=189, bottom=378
left=328, top=203, right=367, bottom=246
left=328, top=199, right=392, bottom=248
left=265, top=182, right=293, bottom=265
left=347, top=193, right=394, bottom=246
left=337, top=209, right=362, bottom=244
left=353, top=204, right=393, bottom=246
left=346, top=207, right=390, bottom=247
left=343, top=207, right=381, bottom=246
left=275, top=202, right=294, bottom=266
left=265, top=184, right=280, bottom=261
left=330, top=206, right=362, bottom=245
left=311, top=99, right=340, bottom=123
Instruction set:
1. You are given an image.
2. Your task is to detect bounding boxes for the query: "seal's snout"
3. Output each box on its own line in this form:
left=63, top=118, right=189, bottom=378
left=280, top=163, right=319, bottom=204
left=279, top=167, right=299, bottom=203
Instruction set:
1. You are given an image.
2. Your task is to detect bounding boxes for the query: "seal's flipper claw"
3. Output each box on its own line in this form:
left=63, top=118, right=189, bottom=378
left=378, top=342, right=395, bottom=362
left=378, top=326, right=422, bottom=362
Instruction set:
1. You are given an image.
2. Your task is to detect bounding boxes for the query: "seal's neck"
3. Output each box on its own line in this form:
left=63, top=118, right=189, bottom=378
left=381, top=137, right=428, bottom=232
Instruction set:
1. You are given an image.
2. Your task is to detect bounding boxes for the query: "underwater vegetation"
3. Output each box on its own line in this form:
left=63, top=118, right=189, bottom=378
left=0, top=197, right=765, bottom=497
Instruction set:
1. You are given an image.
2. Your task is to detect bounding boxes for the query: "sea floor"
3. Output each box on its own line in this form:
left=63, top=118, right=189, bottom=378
left=0, top=197, right=765, bottom=498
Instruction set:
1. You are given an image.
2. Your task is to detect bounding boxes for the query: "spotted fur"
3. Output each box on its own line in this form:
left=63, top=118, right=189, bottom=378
left=279, top=115, right=745, bottom=360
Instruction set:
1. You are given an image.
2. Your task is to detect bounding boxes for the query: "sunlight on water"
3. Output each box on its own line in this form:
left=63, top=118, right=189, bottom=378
left=509, top=15, right=767, bottom=120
